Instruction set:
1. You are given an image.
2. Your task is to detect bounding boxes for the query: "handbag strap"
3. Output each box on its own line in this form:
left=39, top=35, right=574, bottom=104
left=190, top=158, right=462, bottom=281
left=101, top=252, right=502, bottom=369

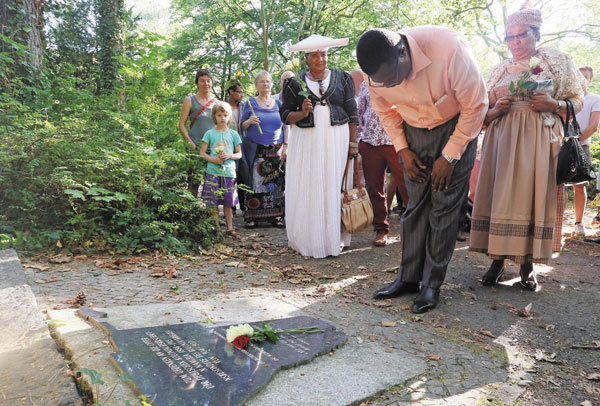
left=564, top=99, right=582, bottom=137
left=341, top=156, right=363, bottom=194
left=190, top=97, right=216, bottom=129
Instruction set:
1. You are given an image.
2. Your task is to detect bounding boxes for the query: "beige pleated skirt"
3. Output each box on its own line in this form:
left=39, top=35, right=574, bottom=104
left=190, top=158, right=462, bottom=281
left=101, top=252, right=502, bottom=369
left=470, top=102, right=562, bottom=264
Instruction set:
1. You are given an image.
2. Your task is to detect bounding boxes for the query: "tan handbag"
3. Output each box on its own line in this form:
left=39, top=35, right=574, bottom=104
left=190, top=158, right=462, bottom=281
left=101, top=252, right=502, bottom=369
left=341, top=156, right=374, bottom=233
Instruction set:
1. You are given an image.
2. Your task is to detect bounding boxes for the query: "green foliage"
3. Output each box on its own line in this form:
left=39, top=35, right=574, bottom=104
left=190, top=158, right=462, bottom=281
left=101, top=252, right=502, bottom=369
left=0, top=23, right=220, bottom=255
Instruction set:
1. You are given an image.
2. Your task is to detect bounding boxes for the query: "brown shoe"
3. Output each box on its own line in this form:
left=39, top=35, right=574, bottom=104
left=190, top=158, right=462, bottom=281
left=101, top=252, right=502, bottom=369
left=373, top=232, right=388, bottom=247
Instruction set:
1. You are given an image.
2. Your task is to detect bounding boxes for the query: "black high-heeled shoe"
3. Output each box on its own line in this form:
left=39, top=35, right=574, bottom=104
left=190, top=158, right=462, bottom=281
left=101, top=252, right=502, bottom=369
left=481, top=260, right=505, bottom=286
left=519, top=264, right=537, bottom=291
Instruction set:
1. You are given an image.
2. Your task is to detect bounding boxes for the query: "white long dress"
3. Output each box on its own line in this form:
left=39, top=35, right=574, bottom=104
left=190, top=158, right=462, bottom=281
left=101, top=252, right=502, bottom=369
left=285, top=77, right=352, bottom=258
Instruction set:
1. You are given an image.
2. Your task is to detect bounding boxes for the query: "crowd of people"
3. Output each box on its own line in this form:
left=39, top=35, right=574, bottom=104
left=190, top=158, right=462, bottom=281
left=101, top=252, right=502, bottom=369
left=178, top=3, right=598, bottom=314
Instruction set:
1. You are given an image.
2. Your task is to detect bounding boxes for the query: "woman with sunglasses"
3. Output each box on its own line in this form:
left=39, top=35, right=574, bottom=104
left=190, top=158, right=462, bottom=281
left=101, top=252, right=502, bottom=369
left=280, top=35, right=358, bottom=258
left=470, top=5, right=584, bottom=290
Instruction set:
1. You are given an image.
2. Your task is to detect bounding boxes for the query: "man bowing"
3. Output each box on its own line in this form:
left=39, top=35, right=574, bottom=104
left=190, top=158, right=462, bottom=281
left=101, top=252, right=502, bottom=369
left=356, top=27, right=488, bottom=313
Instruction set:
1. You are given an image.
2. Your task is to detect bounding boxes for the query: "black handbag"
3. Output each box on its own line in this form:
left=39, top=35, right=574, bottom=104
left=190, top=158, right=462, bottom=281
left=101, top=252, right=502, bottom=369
left=556, top=99, right=596, bottom=185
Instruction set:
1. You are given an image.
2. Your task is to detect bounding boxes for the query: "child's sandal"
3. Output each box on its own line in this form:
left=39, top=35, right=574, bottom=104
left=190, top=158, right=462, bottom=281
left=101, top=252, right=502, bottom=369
left=227, top=229, right=241, bottom=239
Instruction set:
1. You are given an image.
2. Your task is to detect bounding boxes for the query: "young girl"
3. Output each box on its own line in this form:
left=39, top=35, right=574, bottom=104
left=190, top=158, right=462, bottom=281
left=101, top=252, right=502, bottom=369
left=199, top=101, right=243, bottom=238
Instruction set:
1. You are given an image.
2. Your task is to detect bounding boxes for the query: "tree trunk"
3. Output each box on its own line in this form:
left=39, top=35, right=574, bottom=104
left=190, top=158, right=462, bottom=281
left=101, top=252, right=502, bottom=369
left=95, top=0, right=124, bottom=93
left=0, top=0, right=44, bottom=81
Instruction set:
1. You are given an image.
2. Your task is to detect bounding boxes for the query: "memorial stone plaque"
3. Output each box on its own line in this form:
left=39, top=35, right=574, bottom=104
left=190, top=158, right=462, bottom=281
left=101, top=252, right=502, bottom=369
left=79, top=309, right=346, bottom=406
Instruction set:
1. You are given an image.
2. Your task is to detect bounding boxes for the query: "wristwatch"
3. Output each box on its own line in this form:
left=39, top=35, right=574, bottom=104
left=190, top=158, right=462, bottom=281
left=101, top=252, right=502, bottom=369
left=554, top=100, right=564, bottom=113
left=441, top=152, right=459, bottom=166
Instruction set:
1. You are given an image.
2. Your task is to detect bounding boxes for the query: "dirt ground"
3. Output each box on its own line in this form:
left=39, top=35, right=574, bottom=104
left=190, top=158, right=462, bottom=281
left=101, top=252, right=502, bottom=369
left=22, top=205, right=600, bottom=406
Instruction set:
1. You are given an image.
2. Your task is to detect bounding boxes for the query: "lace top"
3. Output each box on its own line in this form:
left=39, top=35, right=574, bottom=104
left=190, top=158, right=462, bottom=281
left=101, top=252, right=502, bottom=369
left=485, top=47, right=584, bottom=112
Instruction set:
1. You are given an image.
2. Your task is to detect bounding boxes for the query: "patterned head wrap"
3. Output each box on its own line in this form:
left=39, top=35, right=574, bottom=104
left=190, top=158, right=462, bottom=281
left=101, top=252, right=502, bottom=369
left=506, top=2, right=543, bottom=31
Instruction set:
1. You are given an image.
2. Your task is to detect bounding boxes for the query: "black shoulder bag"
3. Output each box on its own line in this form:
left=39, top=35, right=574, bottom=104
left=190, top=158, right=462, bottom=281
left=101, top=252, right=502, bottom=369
left=556, top=99, right=596, bottom=185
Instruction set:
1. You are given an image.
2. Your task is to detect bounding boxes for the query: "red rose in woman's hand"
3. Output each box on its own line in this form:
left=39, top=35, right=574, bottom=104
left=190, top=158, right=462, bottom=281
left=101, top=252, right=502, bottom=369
left=233, top=335, right=250, bottom=349
left=531, top=65, right=543, bottom=75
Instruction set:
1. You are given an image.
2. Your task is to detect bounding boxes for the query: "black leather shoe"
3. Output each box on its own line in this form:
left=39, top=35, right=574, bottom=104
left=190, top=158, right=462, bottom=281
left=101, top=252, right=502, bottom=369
left=584, top=236, right=600, bottom=244
left=410, top=287, right=440, bottom=314
left=481, top=260, right=505, bottom=286
left=372, top=279, right=420, bottom=300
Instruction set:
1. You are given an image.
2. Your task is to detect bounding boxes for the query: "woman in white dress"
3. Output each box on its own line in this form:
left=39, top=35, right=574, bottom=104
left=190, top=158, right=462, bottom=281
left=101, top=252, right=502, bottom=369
left=280, top=35, right=359, bottom=258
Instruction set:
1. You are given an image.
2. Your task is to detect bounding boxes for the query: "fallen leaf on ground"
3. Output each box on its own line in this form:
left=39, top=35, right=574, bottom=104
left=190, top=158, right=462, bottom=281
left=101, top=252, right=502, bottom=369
left=128, top=257, right=145, bottom=262
left=461, top=338, right=475, bottom=343
left=225, top=261, right=240, bottom=267
left=25, top=263, right=51, bottom=272
left=513, top=307, right=532, bottom=318
left=35, top=277, right=62, bottom=284
left=150, top=272, right=164, bottom=278
left=535, top=349, right=558, bottom=363
left=479, top=329, right=496, bottom=338
left=74, top=255, right=87, bottom=260
left=269, top=278, right=279, bottom=283
left=460, top=291, right=477, bottom=301
left=399, top=304, right=411, bottom=311
left=381, top=321, right=397, bottom=327
left=48, top=254, right=71, bottom=264
left=426, top=354, right=441, bottom=361
left=373, top=301, right=392, bottom=308
left=585, top=373, right=600, bottom=381
left=581, top=401, right=592, bottom=406
left=166, top=265, right=176, bottom=279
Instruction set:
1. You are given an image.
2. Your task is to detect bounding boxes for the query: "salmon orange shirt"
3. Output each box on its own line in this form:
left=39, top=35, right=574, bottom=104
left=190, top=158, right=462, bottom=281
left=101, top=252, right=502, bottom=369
left=367, top=26, right=488, bottom=160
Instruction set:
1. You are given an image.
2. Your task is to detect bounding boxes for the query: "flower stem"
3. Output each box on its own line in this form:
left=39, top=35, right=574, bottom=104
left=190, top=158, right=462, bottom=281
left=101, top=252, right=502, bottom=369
left=276, top=325, right=324, bottom=334
left=247, top=101, right=263, bottom=134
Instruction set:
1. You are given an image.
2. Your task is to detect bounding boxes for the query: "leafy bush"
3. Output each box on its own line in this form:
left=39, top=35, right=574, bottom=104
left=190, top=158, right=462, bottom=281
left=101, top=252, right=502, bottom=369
left=0, top=34, right=220, bottom=254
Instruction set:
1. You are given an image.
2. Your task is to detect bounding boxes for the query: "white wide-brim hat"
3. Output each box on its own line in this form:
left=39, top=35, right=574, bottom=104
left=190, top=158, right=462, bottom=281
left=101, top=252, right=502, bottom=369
left=288, top=34, right=349, bottom=53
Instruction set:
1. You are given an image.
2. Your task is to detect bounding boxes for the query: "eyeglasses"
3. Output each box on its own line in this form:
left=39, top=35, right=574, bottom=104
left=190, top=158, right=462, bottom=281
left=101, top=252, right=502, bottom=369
left=257, top=80, right=272, bottom=85
left=368, top=42, right=404, bottom=88
left=504, top=29, right=532, bottom=43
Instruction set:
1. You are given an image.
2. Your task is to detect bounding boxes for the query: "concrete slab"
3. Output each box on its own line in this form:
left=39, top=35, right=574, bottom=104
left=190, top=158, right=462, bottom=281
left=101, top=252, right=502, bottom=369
left=248, top=341, right=426, bottom=406
left=0, top=249, right=82, bottom=406
left=0, top=248, right=26, bottom=288
left=49, top=296, right=427, bottom=406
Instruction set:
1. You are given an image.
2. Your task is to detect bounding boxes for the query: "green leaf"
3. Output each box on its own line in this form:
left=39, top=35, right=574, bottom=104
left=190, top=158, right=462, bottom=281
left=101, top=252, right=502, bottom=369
left=509, top=81, right=516, bottom=95
left=78, top=368, right=105, bottom=385
left=64, top=189, right=86, bottom=200
left=522, top=81, right=538, bottom=93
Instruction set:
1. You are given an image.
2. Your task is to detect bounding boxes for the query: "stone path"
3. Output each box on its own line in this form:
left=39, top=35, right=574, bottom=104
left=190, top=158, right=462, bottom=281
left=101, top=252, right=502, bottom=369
left=4, top=207, right=600, bottom=405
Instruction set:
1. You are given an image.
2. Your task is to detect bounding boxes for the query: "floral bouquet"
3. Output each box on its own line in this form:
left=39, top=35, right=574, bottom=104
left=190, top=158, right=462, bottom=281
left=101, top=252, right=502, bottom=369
left=509, top=57, right=545, bottom=98
left=225, top=322, right=323, bottom=349
left=214, top=146, right=225, bottom=168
